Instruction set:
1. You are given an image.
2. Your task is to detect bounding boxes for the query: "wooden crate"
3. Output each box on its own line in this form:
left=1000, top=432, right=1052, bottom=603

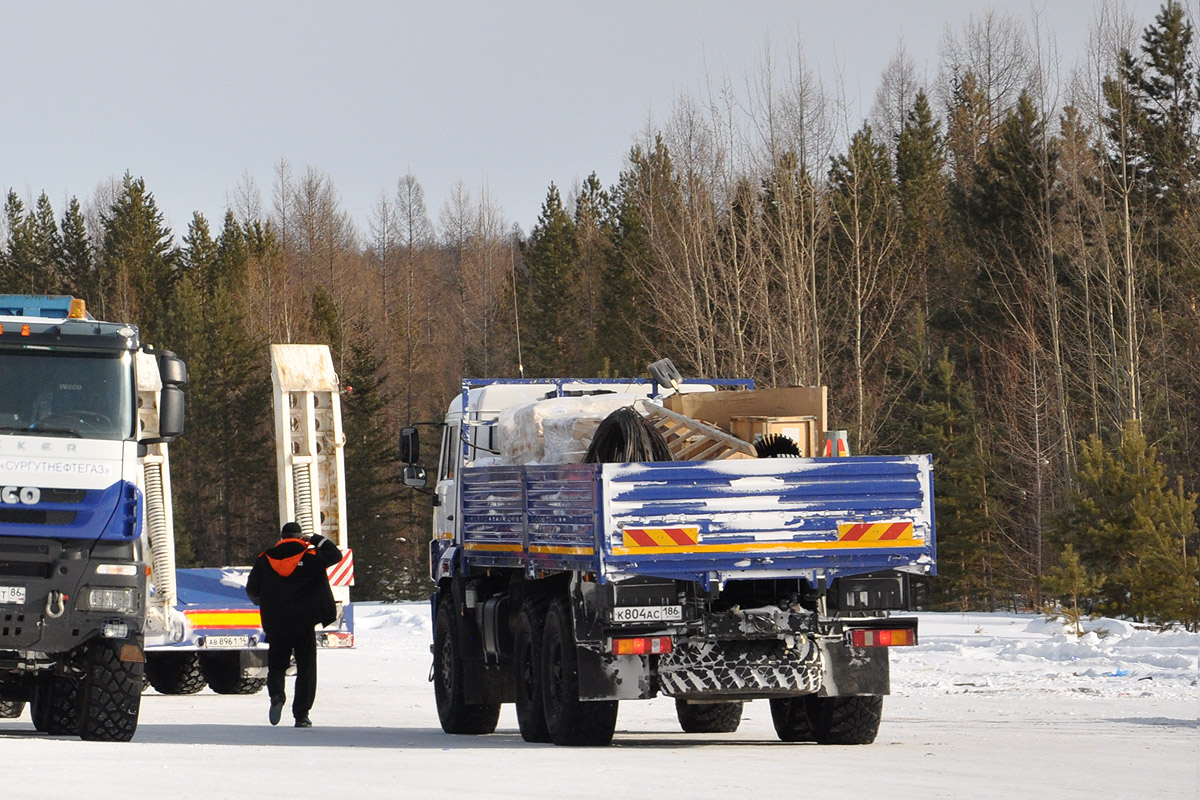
left=729, top=415, right=820, bottom=457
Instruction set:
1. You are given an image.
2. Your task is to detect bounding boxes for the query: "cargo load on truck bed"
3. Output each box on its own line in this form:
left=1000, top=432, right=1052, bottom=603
left=400, top=370, right=936, bottom=746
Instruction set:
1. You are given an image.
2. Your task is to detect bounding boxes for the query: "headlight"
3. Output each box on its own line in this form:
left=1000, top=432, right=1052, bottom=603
left=80, top=586, right=140, bottom=614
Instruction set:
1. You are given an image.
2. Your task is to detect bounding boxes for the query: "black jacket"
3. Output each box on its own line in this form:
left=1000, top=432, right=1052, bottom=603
left=246, top=534, right=342, bottom=634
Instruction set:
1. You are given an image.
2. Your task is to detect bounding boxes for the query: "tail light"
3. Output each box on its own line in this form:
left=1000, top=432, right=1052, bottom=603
left=611, top=636, right=673, bottom=655
left=847, top=627, right=917, bottom=647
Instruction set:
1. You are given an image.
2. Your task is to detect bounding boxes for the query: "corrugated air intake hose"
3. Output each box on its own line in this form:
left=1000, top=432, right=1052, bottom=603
left=143, top=461, right=176, bottom=605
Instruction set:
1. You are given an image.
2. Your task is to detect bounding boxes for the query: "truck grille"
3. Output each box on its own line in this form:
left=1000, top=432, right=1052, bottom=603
left=0, top=509, right=76, bottom=525
left=38, top=488, right=87, bottom=504
left=0, top=560, right=52, bottom=578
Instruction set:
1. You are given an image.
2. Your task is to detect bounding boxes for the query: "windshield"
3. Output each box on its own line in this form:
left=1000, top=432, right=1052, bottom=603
left=0, top=349, right=135, bottom=440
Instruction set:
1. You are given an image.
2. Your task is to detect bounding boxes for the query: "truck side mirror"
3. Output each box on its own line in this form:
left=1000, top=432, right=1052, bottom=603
left=147, top=352, right=187, bottom=442
left=402, top=464, right=428, bottom=489
left=399, top=426, right=419, bottom=464
left=159, top=353, right=188, bottom=386
left=158, top=385, right=186, bottom=440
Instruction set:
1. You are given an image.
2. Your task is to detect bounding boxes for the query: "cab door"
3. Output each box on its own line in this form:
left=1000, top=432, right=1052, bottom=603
left=433, top=422, right=459, bottom=542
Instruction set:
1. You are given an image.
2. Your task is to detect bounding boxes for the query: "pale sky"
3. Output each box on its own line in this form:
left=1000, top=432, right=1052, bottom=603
left=0, top=1, right=1178, bottom=242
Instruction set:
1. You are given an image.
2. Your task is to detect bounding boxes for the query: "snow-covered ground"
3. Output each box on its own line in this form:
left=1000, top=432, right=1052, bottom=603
left=2, top=605, right=1196, bottom=799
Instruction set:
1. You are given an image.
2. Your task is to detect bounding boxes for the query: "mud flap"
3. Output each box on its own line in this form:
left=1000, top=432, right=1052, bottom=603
left=576, top=648, right=655, bottom=700
left=238, top=649, right=267, bottom=679
left=816, top=638, right=890, bottom=697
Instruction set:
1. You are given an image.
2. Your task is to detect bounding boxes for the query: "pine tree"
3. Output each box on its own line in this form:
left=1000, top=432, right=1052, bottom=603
left=170, top=212, right=274, bottom=567
left=179, top=212, right=218, bottom=289
left=1056, top=420, right=1199, bottom=626
left=1102, top=1, right=1198, bottom=223
left=606, top=144, right=671, bottom=377
left=31, top=193, right=63, bottom=293
left=1041, top=544, right=1103, bottom=636
left=959, top=90, right=1066, bottom=604
left=1, top=190, right=58, bottom=293
left=519, top=184, right=579, bottom=376
left=896, top=90, right=953, bottom=352
left=572, top=173, right=613, bottom=375
left=339, top=329, right=407, bottom=599
left=58, top=197, right=96, bottom=301
left=98, top=173, right=176, bottom=343
left=889, top=351, right=1001, bottom=610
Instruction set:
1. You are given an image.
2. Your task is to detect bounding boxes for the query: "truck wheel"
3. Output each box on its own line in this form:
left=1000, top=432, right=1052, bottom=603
left=145, top=652, right=207, bottom=694
left=31, top=675, right=80, bottom=735
left=0, top=698, right=26, bottom=718
left=769, top=696, right=816, bottom=742
left=806, top=694, right=883, bottom=745
left=78, top=641, right=142, bottom=742
left=433, top=599, right=500, bottom=734
left=541, top=597, right=618, bottom=746
left=675, top=699, right=743, bottom=733
left=199, top=652, right=267, bottom=695
left=513, top=601, right=551, bottom=743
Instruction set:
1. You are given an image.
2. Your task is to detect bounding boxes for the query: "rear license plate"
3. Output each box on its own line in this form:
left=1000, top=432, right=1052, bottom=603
left=203, top=635, right=249, bottom=648
left=611, top=605, right=682, bottom=623
left=0, top=585, right=26, bottom=605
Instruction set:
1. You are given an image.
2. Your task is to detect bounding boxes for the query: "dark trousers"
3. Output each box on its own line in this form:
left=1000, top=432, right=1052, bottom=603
left=266, top=627, right=318, bottom=720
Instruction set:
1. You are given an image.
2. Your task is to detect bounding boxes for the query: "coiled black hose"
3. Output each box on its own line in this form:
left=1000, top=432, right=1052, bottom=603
left=584, top=407, right=674, bottom=463
left=754, top=433, right=800, bottom=458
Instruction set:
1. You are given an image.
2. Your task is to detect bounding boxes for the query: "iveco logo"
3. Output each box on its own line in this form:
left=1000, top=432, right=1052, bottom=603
left=1, top=486, right=40, bottom=505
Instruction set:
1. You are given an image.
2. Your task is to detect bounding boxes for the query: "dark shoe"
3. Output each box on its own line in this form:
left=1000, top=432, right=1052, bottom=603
left=268, top=696, right=285, bottom=726
left=294, top=716, right=312, bottom=728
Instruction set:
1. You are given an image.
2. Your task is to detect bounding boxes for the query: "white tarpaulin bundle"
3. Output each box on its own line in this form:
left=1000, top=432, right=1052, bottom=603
left=496, top=394, right=640, bottom=465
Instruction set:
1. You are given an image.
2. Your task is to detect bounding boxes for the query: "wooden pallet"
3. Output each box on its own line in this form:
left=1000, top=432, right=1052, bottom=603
left=637, top=400, right=757, bottom=461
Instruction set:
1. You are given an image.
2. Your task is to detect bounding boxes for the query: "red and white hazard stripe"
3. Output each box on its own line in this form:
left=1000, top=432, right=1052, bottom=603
left=327, top=548, right=355, bottom=586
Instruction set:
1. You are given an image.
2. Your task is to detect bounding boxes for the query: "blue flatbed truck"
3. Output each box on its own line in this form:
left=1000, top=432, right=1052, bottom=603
left=401, top=378, right=936, bottom=746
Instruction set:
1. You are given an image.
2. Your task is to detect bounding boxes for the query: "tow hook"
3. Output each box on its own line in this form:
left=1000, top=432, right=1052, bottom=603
left=45, top=590, right=67, bottom=619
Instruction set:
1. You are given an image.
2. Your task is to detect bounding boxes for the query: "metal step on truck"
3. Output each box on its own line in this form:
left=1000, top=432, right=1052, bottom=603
left=399, top=365, right=936, bottom=746
left=0, top=295, right=186, bottom=740
left=141, top=343, right=355, bottom=699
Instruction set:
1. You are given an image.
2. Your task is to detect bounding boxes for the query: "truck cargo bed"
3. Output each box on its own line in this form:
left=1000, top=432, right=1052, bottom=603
left=458, top=455, right=935, bottom=585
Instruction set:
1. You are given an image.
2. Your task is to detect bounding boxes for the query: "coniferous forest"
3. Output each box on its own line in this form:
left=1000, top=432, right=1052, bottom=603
left=2, top=4, right=1196, bottom=627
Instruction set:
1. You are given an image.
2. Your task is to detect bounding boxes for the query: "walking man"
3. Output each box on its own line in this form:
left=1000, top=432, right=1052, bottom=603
left=246, top=522, right=342, bottom=727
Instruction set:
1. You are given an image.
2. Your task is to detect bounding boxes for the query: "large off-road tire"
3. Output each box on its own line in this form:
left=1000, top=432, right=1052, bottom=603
left=0, top=698, right=26, bottom=718
left=675, top=699, right=743, bottom=733
left=199, top=652, right=267, bottom=695
left=145, top=651, right=207, bottom=695
left=541, top=598, right=618, bottom=747
left=433, top=599, right=500, bottom=735
left=807, top=694, right=883, bottom=744
left=770, top=694, right=882, bottom=744
left=78, top=641, right=143, bottom=742
left=513, top=601, right=551, bottom=743
left=31, top=674, right=80, bottom=735
left=769, top=696, right=816, bottom=742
